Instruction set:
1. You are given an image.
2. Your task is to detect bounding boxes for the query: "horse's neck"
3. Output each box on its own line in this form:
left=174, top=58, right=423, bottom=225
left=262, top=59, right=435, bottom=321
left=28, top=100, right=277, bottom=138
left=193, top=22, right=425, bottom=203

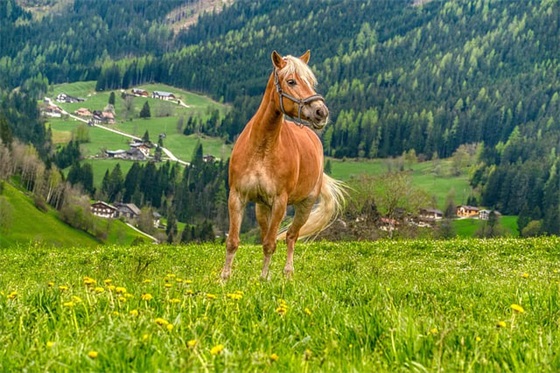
left=247, top=76, right=284, bottom=152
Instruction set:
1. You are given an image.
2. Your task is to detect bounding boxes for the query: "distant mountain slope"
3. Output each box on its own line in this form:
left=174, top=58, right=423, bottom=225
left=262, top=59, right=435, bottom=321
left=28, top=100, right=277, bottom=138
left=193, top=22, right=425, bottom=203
left=0, top=182, right=145, bottom=248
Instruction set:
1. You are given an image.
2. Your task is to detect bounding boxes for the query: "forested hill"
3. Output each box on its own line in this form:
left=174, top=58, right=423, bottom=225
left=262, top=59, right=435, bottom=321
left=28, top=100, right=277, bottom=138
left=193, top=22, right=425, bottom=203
left=1, top=0, right=560, bottom=233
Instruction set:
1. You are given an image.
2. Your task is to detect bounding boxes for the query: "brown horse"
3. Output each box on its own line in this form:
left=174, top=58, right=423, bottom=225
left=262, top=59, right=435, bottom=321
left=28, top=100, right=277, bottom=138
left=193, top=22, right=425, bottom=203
left=222, top=50, right=346, bottom=280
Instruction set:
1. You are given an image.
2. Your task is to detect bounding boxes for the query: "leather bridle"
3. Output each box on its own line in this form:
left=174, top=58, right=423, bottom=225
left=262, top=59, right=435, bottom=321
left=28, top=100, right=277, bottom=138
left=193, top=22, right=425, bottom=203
left=274, top=68, right=326, bottom=128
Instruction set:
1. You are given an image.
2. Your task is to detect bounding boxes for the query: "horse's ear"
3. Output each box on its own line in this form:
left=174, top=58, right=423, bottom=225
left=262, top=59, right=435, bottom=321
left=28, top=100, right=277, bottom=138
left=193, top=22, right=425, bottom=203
left=299, top=50, right=311, bottom=64
left=271, top=50, right=286, bottom=69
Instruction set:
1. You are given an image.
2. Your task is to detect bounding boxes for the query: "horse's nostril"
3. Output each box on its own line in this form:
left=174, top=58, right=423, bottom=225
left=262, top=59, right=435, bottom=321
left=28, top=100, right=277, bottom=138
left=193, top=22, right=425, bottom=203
left=316, top=108, right=325, bottom=118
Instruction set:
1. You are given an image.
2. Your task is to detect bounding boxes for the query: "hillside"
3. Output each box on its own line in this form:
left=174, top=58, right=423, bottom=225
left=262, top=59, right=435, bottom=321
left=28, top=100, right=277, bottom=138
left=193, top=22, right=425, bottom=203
left=0, top=181, right=147, bottom=248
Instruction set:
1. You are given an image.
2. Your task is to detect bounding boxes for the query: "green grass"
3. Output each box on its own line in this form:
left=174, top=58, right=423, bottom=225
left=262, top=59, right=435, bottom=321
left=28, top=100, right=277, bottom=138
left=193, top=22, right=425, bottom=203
left=0, top=182, right=148, bottom=248
left=1, top=238, right=559, bottom=371
left=453, top=216, right=519, bottom=237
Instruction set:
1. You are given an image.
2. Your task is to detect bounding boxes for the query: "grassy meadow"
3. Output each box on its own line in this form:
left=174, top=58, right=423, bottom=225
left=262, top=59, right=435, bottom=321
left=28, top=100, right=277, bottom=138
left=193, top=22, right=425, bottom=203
left=1, top=238, right=559, bottom=371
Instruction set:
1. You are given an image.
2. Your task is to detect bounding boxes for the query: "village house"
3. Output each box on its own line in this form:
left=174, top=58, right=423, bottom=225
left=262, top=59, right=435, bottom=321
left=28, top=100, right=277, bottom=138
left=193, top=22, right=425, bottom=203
left=56, top=93, right=84, bottom=103
left=42, top=105, right=63, bottom=118
left=90, top=201, right=119, bottom=218
left=114, top=202, right=141, bottom=220
left=74, top=108, right=93, bottom=117
left=419, top=208, right=444, bottom=221
left=456, top=205, right=479, bottom=218
left=152, top=91, right=176, bottom=100
left=479, top=209, right=502, bottom=220
left=129, top=142, right=151, bottom=158
left=131, top=88, right=149, bottom=97
left=92, top=110, right=115, bottom=125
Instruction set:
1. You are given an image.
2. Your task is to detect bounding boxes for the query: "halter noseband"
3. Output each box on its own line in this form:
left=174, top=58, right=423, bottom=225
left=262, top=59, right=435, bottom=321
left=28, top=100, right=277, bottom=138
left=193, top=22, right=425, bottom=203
left=274, top=68, right=325, bottom=128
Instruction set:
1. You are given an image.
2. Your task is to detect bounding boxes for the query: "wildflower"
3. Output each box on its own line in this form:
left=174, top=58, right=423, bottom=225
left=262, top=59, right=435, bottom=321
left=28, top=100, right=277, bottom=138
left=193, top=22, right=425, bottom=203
left=115, top=287, right=127, bottom=294
left=63, top=301, right=75, bottom=308
left=169, top=298, right=181, bottom=304
left=47, top=281, right=54, bottom=287
left=496, top=321, right=507, bottom=328
left=176, top=278, right=183, bottom=283
left=276, top=300, right=288, bottom=316
left=304, top=307, right=312, bottom=316
left=71, top=296, right=83, bottom=303
left=142, top=279, right=152, bottom=284
left=94, top=287, right=105, bottom=294
left=155, top=318, right=169, bottom=327
left=46, top=341, right=55, bottom=348
left=164, top=283, right=173, bottom=288
left=304, top=349, right=313, bottom=360
left=58, top=285, right=69, bottom=291
left=226, top=292, right=243, bottom=300
left=166, top=324, right=174, bottom=331
left=206, top=293, right=217, bottom=300
left=129, top=309, right=139, bottom=317
left=184, top=279, right=193, bottom=285
left=521, top=273, right=529, bottom=278
left=429, top=328, right=438, bottom=335
left=104, top=279, right=112, bottom=285
left=142, top=334, right=150, bottom=342
left=124, top=293, right=133, bottom=299
left=87, top=351, right=98, bottom=359
left=186, top=289, right=194, bottom=295
left=475, top=336, right=482, bottom=342
left=107, top=285, right=116, bottom=291
left=511, top=304, right=525, bottom=313
left=117, top=296, right=127, bottom=302
left=112, top=311, right=120, bottom=316
left=7, top=291, right=17, bottom=300
left=83, top=276, right=96, bottom=286
left=141, top=293, right=153, bottom=301
left=210, top=344, right=224, bottom=355
left=270, top=353, right=279, bottom=362
left=187, top=339, right=198, bottom=348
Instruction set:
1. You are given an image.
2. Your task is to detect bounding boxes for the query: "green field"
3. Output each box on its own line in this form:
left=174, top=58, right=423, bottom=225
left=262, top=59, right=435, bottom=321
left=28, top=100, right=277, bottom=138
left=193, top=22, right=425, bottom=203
left=1, top=238, right=559, bottom=371
left=0, top=182, right=148, bottom=248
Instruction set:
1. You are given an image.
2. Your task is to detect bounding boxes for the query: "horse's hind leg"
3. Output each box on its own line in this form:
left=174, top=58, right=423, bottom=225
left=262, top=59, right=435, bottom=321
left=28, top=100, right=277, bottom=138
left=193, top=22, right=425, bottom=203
left=283, top=199, right=314, bottom=277
left=222, top=191, right=245, bottom=280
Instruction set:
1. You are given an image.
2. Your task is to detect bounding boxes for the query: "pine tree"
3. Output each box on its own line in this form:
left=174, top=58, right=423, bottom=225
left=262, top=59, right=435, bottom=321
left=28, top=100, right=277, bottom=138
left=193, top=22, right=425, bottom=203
left=140, top=101, right=151, bottom=118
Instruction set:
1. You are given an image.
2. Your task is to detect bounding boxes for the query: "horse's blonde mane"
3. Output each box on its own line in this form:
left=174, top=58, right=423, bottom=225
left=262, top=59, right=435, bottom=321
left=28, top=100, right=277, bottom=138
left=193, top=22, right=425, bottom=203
left=279, top=55, right=318, bottom=88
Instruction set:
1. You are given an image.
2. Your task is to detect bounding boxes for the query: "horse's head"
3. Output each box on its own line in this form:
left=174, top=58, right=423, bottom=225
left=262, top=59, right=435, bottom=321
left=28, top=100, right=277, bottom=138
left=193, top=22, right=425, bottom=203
left=272, top=50, right=329, bottom=130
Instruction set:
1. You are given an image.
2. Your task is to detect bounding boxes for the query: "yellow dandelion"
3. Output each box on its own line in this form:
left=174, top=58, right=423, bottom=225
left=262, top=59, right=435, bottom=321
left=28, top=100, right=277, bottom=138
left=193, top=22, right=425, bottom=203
left=184, top=279, right=193, bottom=285
left=511, top=304, right=525, bottom=313
left=117, top=296, right=127, bottom=302
left=496, top=321, right=507, bottom=328
left=115, top=287, right=126, bottom=294
left=71, top=296, right=83, bottom=303
left=521, top=272, right=529, bottom=278
left=206, top=293, right=217, bottom=300
left=141, top=293, right=153, bottom=301
left=176, top=278, right=183, bottom=283
left=7, top=291, right=17, bottom=300
left=304, top=307, right=312, bottom=316
left=58, top=285, right=68, bottom=291
left=226, top=292, right=242, bottom=300
left=186, top=289, right=194, bottom=295
left=210, top=344, right=224, bottom=355
left=83, top=276, right=96, bottom=286
left=304, top=349, right=313, bottom=361
left=107, top=285, right=115, bottom=291
left=142, top=279, right=152, bottom=284
left=155, top=318, right=169, bottom=326
left=63, top=301, right=75, bottom=308
left=169, top=298, right=181, bottom=304
left=46, top=341, right=55, bottom=348
left=47, top=281, right=54, bottom=287
left=129, top=309, right=139, bottom=317
left=112, top=311, right=120, bottom=316
left=270, top=353, right=279, bottom=362
left=94, top=287, right=105, bottom=294
left=87, top=351, right=98, bottom=359
left=429, top=327, right=438, bottom=335
left=166, top=324, right=174, bottom=332
left=475, top=336, right=482, bottom=342
left=124, top=293, right=133, bottom=298
left=164, top=283, right=173, bottom=288
left=187, top=339, right=197, bottom=348
left=104, top=279, right=112, bottom=285
left=142, top=333, right=150, bottom=342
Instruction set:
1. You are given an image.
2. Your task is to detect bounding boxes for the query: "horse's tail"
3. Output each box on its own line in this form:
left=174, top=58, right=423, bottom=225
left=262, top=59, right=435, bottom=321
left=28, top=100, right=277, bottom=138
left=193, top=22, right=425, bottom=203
left=277, top=173, right=346, bottom=241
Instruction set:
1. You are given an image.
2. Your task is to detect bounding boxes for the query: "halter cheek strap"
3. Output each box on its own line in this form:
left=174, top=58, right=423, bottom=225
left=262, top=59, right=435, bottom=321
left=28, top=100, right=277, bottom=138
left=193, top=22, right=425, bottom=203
left=274, top=68, right=325, bottom=127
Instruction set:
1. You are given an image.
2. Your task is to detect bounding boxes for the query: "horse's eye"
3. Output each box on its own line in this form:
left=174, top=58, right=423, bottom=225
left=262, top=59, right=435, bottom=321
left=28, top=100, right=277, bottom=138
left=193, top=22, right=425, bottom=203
left=287, top=79, right=296, bottom=86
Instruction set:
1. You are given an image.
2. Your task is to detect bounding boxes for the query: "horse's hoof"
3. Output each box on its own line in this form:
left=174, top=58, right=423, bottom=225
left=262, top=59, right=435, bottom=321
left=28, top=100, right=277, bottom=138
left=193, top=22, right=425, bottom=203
left=221, top=269, right=231, bottom=280
left=283, top=268, right=294, bottom=279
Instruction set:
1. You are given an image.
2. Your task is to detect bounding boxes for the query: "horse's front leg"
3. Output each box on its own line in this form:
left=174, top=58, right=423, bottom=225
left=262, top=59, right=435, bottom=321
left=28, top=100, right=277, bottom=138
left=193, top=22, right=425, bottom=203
left=222, top=190, right=245, bottom=280
left=260, top=196, right=287, bottom=280
left=283, top=200, right=314, bottom=277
